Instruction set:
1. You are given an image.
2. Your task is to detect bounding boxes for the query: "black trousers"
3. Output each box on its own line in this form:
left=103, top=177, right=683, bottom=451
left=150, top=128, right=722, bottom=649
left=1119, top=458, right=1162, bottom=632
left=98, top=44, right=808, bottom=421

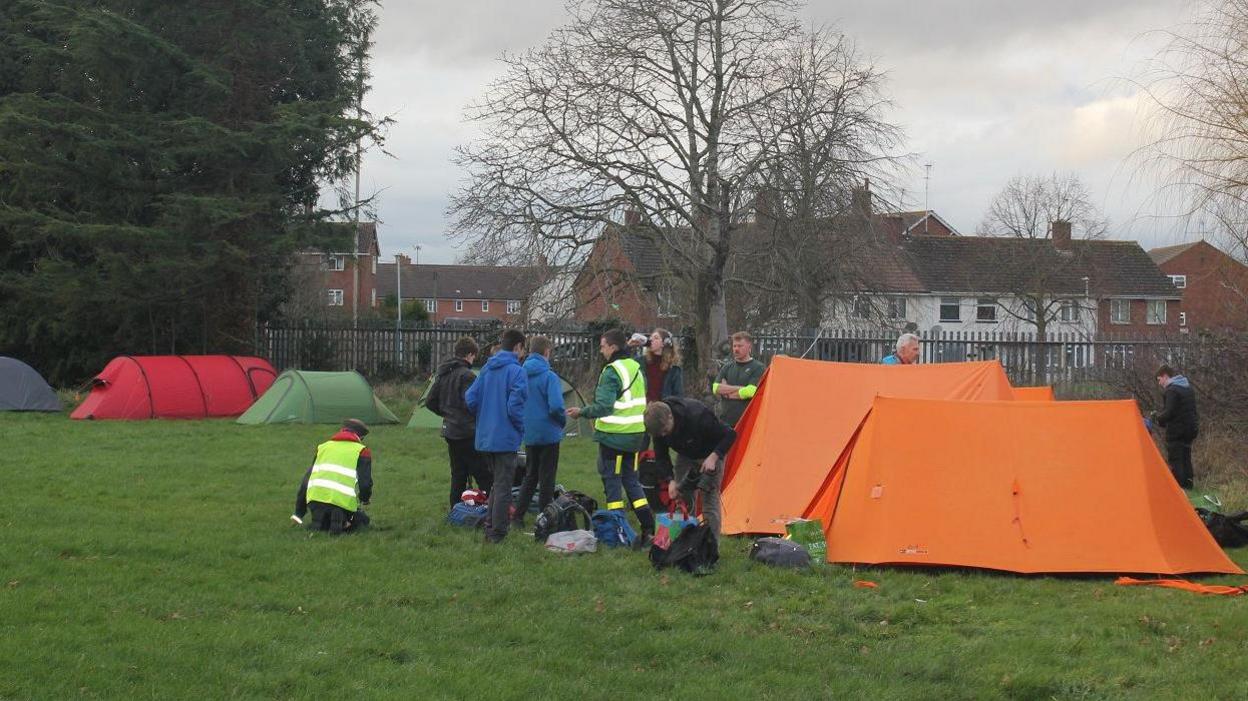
left=1165, top=440, right=1195, bottom=489
left=446, top=437, right=493, bottom=507
left=307, top=502, right=370, bottom=534
left=516, top=442, right=560, bottom=517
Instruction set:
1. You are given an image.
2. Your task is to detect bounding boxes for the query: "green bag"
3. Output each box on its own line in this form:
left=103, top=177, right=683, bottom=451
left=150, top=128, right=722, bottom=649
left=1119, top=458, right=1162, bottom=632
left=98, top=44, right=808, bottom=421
left=785, top=519, right=826, bottom=562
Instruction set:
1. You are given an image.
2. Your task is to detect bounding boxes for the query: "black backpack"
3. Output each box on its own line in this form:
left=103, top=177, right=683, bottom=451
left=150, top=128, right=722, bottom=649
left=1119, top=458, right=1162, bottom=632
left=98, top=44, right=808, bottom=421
left=533, top=490, right=597, bottom=542
left=749, top=537, right=812, bottom=569
left=1196, top=508, right=1248, bottom=548
left=650, top=523, right=718, bottom=575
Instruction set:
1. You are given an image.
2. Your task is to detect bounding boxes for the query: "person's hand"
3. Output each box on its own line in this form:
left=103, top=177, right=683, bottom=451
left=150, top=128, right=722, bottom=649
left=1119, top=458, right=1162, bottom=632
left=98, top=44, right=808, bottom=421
left=701, top=454, right=718, bottom=474
left=566, top=407, right=581, bottom=419
left=717, top=384, right=735, bottom=397
left=290, top=514, right=303, bottom=526
left=667, top=481, right=680, bottom=501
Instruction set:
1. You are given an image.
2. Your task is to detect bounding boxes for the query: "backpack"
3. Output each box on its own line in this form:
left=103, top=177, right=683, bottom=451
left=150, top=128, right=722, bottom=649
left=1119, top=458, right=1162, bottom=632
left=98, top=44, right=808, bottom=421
left=533, top=491, right=597, bottom=542
left=545, top=529, right=597, bottom=554
left=650, top=523, right=718, bottom=574
left=592, top=509, right=637, bottom=548
left=1196, top=508, right=1248, bottom=548
left=447, top=502, right=489, bottom=528
left=749, top=537, right=812, bottom=569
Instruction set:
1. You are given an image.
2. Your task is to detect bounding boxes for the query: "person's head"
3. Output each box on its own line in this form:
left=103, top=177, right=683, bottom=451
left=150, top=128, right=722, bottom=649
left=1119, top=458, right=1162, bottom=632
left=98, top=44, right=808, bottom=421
left=454, top=336, right=479, bottom=365
left=529, top=335, right=553, bottom=359
left=500, top=329, right=526, bottom=356
left=895, top=333, right=921, bottom=364
left=647, top=328, right=682, bottom=370
left=1156, top=364, right=1176, bottom=387
left=643, top=401, right=675, bottom=438
left=730, top=331, right=753, bottom=362
left=341, top=418, right=370, bottom=438
left=600, top=328, right=628, bottom=360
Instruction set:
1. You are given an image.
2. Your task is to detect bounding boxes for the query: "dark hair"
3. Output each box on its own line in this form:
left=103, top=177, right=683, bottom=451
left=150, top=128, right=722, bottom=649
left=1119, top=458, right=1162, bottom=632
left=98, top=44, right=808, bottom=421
left=453, top=336, right=479, bottom=359
left=529, top=335, right=552, bottom=356
left=601, top=328, right=628, bottom=354
left=1156, top=364, right=1176, bottom=378
left=500, top=329, right=526, bottom=352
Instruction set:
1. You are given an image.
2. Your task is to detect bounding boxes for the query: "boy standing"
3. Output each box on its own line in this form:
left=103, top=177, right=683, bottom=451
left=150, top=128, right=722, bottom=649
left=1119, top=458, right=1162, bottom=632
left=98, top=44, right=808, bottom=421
left=466, top=329, right=528, bottom=543
left=426, top=336, right=493, bottom=507
left=514, top=336, right=567, bottom=526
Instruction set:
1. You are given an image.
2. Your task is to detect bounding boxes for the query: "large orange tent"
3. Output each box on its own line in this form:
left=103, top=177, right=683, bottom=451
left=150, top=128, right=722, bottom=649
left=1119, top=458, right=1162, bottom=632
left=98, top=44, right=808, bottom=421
left=1012, top=385, right=1056, bottom=401
left=720, top=357, right=1015, bottom=535
left=803, top=396, right=1241, bottom=575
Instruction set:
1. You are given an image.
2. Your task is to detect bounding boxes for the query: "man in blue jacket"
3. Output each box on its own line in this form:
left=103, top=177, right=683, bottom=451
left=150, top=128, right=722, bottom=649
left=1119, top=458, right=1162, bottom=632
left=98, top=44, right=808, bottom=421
left=466, top=329, right=529, bottom=543
left=514, top=335, right=566, bottom=526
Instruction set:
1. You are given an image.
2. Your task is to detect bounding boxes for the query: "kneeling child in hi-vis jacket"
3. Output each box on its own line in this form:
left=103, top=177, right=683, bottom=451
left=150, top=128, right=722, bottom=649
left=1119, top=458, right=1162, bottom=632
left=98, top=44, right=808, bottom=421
left=292, top=418, right=374, bottom=534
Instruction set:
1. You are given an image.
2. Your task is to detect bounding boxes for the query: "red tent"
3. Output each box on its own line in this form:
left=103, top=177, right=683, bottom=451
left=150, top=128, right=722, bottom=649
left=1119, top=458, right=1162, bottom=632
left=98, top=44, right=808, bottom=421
left=71, top=355, right=277, bottom=420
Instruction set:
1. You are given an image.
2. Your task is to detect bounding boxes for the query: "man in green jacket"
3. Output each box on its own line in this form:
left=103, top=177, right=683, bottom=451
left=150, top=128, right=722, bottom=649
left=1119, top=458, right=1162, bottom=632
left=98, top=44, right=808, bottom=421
left=713, top=331, right=766, bottom=427
left=567, top=328, right=655, bottom=543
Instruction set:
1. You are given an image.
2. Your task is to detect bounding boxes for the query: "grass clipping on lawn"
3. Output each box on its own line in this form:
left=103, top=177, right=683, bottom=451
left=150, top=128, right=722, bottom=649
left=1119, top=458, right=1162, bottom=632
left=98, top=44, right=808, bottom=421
left=2, top=412, right=1248, bottom=698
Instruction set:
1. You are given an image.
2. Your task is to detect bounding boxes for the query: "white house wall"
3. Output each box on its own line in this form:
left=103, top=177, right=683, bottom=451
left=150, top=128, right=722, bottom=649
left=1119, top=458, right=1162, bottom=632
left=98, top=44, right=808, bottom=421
left=824, top=294, right=1097, bottom=337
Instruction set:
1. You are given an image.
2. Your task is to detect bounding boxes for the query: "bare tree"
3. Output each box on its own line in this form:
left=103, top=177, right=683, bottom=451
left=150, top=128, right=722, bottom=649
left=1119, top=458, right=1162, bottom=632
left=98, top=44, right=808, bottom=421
left=449, top=0, right=902, bottom=381
left=977, top=173, right=1108, bottom=239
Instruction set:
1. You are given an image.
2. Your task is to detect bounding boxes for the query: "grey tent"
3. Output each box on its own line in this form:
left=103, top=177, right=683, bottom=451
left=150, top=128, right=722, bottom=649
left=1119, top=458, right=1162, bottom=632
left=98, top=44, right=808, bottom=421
left=0, top=357, right=62, bottom=412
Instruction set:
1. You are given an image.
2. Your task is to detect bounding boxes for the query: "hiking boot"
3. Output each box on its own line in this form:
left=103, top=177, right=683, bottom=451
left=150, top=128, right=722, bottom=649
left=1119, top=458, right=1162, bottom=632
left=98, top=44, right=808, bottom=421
left=632, top=530, right=654, bottom=551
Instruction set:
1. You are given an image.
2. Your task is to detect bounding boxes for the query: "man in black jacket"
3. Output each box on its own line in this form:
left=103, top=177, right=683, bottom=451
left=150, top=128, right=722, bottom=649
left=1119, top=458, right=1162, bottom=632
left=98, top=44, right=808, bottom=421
left=1152, top=364, right=1200, bottom=489
left=643, top=397, right=736, bottom=535
left=426, top=336, right=493, bottom=506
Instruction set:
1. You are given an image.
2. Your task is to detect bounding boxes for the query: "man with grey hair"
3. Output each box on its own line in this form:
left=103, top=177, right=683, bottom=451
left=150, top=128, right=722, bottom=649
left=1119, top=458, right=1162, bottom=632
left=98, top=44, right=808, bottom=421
left=881, top=333, right=920, bottom=365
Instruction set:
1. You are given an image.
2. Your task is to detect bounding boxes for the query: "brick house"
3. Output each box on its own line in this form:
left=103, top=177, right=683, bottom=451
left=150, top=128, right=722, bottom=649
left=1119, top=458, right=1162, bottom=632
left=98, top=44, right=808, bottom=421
left=375, top=260, right=540, bottom=324
left=571, top=221, right=680, bottom=329
left=292, top=221, right=379, bottom=315
left=1149, top=240, right=1248, bottom=333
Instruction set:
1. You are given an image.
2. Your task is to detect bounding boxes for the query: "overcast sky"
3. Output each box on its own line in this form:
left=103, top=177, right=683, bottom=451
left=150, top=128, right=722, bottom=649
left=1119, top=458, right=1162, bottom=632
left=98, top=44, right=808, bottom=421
left=354, top=0, right=1201, bottom=263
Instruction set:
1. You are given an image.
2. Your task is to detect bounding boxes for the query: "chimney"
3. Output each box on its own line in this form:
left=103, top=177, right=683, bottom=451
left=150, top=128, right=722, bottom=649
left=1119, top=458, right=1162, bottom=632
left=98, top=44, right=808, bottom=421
left=395, top=253, right=411, bottom=266
left=753, top=189, right=776, bottom=228
left=851, top=178, right=872, bottom=219
left=1051, top=220, right=1072, bottom=251
left=624, top=209, right=642, bottom=226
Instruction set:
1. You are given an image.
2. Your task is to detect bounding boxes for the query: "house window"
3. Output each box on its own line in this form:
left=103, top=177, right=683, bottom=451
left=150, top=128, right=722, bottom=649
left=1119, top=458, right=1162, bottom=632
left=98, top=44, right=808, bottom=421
left=371, top=256, right=376, bottom=275
left=1169, top=274, right=1187, bottom=289
left=507, top=300, right=521, bottom=315
left=939, top=297, right=961, bottom=323
left=1147, top=300, right=1167, bottom=325
left=976, top=298, right=997, bottom=323
left=1109, top=299, right=1130, bottom=325
left=657, top=283, right=677, bottom=318
left=327, top=289, right=344, bottom=306
left=454, top=299, right=463, bottom=313
left=424, top=299, right=437, bottom=313
left=1180, top=311, right=1188, bottom=327
left=1059, top=300, right=1079, bottom=322
left=851, top=296, right=871, bottom=320
left=370, top=289, right=376, bottom=308
left=481, top=300, right=490, bottom=313
left=325, top=255, right=345, bottom=272
left=887, top=297, right=907, bottom=320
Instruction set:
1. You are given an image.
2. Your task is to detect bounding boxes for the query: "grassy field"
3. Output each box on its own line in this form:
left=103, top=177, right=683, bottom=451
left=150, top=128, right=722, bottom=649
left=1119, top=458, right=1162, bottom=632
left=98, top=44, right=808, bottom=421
left=3, top=410, right=1248, bottom=700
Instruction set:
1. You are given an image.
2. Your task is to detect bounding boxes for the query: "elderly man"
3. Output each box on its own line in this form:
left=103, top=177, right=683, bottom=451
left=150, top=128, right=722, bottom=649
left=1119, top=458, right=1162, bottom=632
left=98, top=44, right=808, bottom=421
left=881, top=333, right=920, bottom=365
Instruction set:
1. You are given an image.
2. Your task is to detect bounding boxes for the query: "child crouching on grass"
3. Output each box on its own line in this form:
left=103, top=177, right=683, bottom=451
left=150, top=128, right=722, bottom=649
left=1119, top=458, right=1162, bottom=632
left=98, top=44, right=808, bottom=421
left=292, top=419, right=373, bottom=534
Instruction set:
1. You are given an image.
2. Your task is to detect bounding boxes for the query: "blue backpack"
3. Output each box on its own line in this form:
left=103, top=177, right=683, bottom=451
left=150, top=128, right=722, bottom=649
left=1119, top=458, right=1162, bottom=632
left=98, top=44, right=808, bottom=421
left=591, top=509, right=637, bottom=548
left=447, top=502, right=489, bottom=528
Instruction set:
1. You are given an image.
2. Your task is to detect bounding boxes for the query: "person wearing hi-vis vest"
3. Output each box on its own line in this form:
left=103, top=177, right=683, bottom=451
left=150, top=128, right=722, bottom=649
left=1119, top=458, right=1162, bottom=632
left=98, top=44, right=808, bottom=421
left=292, top=419, right=374, bottom=534
left=567, top=328, right=656, bottom=545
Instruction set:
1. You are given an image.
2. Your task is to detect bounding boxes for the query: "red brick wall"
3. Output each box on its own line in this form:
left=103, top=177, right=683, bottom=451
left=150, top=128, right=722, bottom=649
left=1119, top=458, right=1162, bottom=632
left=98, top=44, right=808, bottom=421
left=573, top=234, right=662, bottom=329
left=1097, top=298, right=1181, bottom=336
left=323, top=257, right=376, bottom=312
left=422, top=298, right=525, bottom=324
left=1158, top=242, right=1248, bottom=332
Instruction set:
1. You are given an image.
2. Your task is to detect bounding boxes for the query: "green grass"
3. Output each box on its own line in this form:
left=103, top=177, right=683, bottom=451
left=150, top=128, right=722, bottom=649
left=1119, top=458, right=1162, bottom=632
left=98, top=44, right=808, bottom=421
left=3, top=412, right=1248, bottom=700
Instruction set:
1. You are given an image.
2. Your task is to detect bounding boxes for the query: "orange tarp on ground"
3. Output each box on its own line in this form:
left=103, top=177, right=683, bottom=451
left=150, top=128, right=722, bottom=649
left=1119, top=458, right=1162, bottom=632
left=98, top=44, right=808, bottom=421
left=803, top=397, right=1242, bottom=575
left=1012, top=385, right=1056, bottom=401
left=720, top=357, right=1015, bottom=535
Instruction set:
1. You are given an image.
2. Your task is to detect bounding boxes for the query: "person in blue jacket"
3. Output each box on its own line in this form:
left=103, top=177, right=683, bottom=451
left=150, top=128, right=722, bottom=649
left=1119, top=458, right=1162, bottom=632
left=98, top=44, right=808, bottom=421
left=880, top=333, right=920, bottom=365
left=465, top=328, right=528, bottom=543
left=513, top=336, right=567, bottom=526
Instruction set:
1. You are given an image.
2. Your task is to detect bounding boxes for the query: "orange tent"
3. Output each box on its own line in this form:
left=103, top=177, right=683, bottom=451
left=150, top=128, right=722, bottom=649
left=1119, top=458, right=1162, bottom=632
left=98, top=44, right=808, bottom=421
left=1012, top=385, right=1056, bottom=401
left=803, top=396, right=1241, bottom=575
left=720, top=357, right=1015, bottom=535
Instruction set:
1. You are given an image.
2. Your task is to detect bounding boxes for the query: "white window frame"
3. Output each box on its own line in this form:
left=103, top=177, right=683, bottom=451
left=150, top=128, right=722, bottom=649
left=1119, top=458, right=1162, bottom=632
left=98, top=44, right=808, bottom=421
left=454, top=299, right=463, bottom=313
left=506, top=299, right=521, bottom=315
left=1059, top=300, right=1079, bottom=322
left=481, top=300, right=490, bottom=313
left=851, top=295, right=870, bottom=320
left=325, top=255, right=345, bottom=272
left=656, top=281, right=677, bottom=318
left=939, top=297, right=961, bottom=323
left=887, top=297, right=907, bottom=321
left=1109, top=299, right=1130, bottom=325
left=976, top=298, right=997, bottom=323
left=327, top=289, right=344, bottom=306
left=1146, top=300, right=1167, bottom=325
left=1179, top=311, right=1187, bottom=327
left=1169, top=274, right=1187, bottom=289
left=424, top=298, right=437, bottom=313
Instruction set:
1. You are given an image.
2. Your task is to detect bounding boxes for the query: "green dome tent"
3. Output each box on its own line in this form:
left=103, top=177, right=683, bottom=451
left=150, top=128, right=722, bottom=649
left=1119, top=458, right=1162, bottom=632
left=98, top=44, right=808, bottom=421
left=237, top=370, right=399, bottom=426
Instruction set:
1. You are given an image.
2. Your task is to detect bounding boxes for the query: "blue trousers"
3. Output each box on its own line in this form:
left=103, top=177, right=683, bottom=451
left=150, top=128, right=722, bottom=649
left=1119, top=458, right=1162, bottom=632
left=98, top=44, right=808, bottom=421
left=596, top=444, right=654, bottom=533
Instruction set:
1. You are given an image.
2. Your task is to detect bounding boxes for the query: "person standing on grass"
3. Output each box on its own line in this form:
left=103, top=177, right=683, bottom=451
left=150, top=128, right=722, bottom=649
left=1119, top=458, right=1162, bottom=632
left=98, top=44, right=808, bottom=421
left=514, top=336, right=566, bottom=527
left=643, top=328, right=684, bottom=402
left=1151, top=364, right=1199, bottom=489
left=881, top=333, right=921, bottom=365
left=292, top=419, right=373, bottom=534
left=643, top=398, right=735, bottom=536
left=426, top=336, right=493, bottom=507
left=713, top=331, right=766, bottom=427
left=466, top=329, right=528, bottom=543
left=567, top=328, right=656, bottom=545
